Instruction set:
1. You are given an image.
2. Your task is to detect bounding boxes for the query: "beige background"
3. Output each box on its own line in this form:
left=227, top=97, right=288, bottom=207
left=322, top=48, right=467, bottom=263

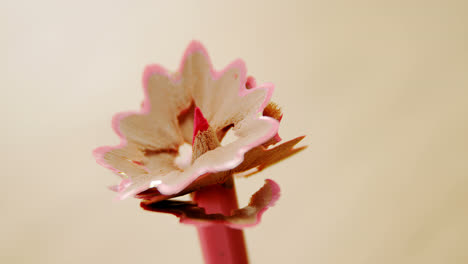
left=2, top=0, right=467, bottom=263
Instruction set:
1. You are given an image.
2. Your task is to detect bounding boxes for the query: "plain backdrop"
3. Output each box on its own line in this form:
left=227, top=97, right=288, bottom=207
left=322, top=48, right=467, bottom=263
left=2, top=0, right=467, bottom=263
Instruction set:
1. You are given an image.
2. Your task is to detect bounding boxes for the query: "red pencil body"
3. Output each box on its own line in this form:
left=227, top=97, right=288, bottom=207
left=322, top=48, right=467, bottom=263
left=193, top=179, right=248, bottom=264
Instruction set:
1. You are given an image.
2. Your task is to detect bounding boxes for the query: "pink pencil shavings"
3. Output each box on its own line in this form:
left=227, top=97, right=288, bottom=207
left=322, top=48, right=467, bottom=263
left=93, top=41, right=305, bottom=227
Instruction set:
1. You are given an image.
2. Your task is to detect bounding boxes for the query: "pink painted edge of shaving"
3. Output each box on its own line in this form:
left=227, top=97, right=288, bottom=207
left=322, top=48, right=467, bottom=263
left=93, top=40, right=278, bottom=198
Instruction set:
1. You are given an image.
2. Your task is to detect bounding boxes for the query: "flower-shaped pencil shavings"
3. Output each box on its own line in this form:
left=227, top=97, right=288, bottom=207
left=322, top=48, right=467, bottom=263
left=94, top=41, right=305, bottom=228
